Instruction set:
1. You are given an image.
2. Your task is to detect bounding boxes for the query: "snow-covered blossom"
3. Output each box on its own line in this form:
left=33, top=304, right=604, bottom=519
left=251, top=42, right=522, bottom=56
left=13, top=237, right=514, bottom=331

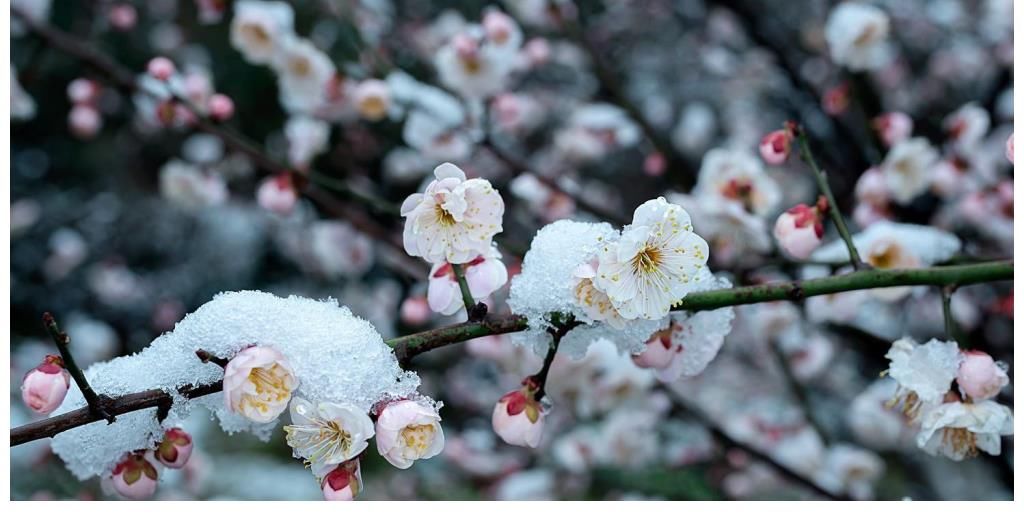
left=428, top=246, right=508, bottom=315
left=873, top=112, right=913, bottom=148
left=155, top=428, right=193, bottom=469
left=880, top=138, right=939, bottom=204
left=223, top=345, right=299, bottom=423
left=273, top=38, right=336, bottom=113
left=917, top=399, right=1013, bottom=460
left=944, top=103, right=990, bottom=150
left=256, top=172, right=298, bottom=216
left=285, top=115, right=330, bottom=170
left=824, top=3, right=892, bottom=71
left=956, top=351, right=1009, bottom=401
left=571, top=258, right=626, bottom=329
left=435, top=11, right=522, bottom=99
left=773, top=202, right=825, bottom=259
left=694, top=148, right=780, bottom=217
left=492, top=386, right=545, bottom=448
left=21, top=354, right=70, bottom=414
left=158, top=160, right=228, bottom=211
left=283, top=398, right=374, bottom=466
left=230, top=0, right=295, bottom=65
left=110, top=452, right=160, bottom=500
left=593, top=197, right=709, bottom=320
left=320, top=459, right=362, bottom=501
left=759, top=129, right=792, bottom=165
left=401, top=162, right=504, bottom=264
left=374, top=399, right=445, bottom=469
left=353, top=79, right=391, bottom=121
left=884, top=337, right=962, bottom=420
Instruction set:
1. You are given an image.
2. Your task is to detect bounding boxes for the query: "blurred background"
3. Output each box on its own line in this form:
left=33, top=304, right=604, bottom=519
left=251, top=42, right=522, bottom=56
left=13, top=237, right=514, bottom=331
left=9, top=0, right=1013, bottom=500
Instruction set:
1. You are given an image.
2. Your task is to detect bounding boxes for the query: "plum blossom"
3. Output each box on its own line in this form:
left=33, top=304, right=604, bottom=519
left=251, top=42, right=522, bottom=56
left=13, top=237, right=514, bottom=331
left=944, top=103, right=990, bottom=150
left=824, top=3, right=892, bottom=71
left=773, top=201, right=825, bottom=259
left=320, top=459, right=362, bottom=501
left=158, top=160, right=228, bottom=211
left=428, top=247, right=508, bottom=316
left=147, top=57, right=176, bottom=81
left=284, top=398, right=374, bottom=467
left=884, top=337, right=962, bottom=420
left=401, top=162, right=504, bottom=264
left=273, top=38, right=336, bottom=113
left=955, top=351, right=1009, bottom=401
left=256, top=172, right=298, bottom=216
left=693, top=148, right=780, bottom=217
left=285, top=115, right=330, bottom=170
left=880, top=138, right=939, bottom=204
left=223, top=345, right=298, bottom=423
left=593, top=197, right=710, bottom=320
left=21, top=354, right=70, bottom=414
left=375, top=399, right=445, bottom=469
left=847, top=379, right=914, bottom=450
left=230, top=0, right=295, bottom=65
left=759, top=129, right=792, bottom=165
left=917, top=399, right=1013, bottom=461
left=873, top=112, right=913, bottom=148
left=154, top=428, right=193, bottom=469
left=492, top=385, right=545, bottom=448
left=110, top=452, right=160, bottom=500
left=435, top=11, right=522, bottom=99
left=554, top=104, right=641, bottom=163
left=571, top=258, right=626, bottom=329
left=669, top=192, right=773, bottom=264
left=353, top=79, right=391, bottom=121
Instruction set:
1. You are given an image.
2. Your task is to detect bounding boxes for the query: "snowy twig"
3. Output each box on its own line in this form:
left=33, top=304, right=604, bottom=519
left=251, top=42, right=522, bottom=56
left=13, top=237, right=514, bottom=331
left=793, top=125, right=868, bottom=270
left=42, top=313, right=116, bottom=424
left=8, top=262, right=1012, bottom=446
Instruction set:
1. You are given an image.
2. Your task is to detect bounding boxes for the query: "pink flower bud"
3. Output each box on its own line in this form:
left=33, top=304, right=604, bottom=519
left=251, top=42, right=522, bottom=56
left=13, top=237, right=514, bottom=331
left=522, top=38, right=551, bottom=67
left=256, top=172, right=298, bottom=216
left=21, top=354, right=70, bottom=414
left=147, top=57, right=176, bottom=81
left=155, top=428, right=194, bottom=469
left=758, top=129, right=792, bottom=165
left=633, top=331, right=675, bottom=369
left=321, top=460, right=361, bottom=501
left=643, top=152, right=667, bottom=177
left=67, top=78, right=100, bottom=105
left=823, top=83, right=850, bottom=116
left=111, top=452, right=160, bottom=500
left=492, top=386, right=544, bottom=448
left=452, top=34, right=479, bottom=61
left=68, top=105, right=102, bottom=139
left=956, top=351, right=1009, bottom=401
left=400, top=296, right=431, bottom=326
left=108, top=4, right=138, bottom=31
left=207, top=93, right=235, bottom=121
left=873, top=112, right=913, bottom=147
left=773, top=203, right=824, bottom=259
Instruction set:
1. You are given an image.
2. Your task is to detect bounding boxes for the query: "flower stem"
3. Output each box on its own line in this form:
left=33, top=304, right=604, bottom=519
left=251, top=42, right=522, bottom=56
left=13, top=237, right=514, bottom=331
left=449, top=263, right=481, bottom=319
left=41, top=312, right=115, bottom=423
left=793, top=125, right=868, bottom=270
left=941, top=285, right=961, bottom=344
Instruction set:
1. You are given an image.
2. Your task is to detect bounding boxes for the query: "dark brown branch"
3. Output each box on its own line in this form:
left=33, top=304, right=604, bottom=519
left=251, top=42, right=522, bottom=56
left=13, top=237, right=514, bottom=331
left=42, top=313, right=116, bottom=423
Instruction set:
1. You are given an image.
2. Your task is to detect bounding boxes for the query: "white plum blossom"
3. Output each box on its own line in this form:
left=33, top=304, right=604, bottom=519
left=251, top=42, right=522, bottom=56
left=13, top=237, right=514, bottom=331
left=158, top=160, right=229, bottom=211
left=694, top=148, right=780, bottom=217
left=873, top=112, right=913, bottom=148
left=824, top=3, right=892, bottom=71
left=283, top=398, right=374, bottom=467
left=880, top=138, right=939, bottom=204
left=944, top=103, right=990, bottom=150
left=571, top=258, right=626, bottom=329
left=273, top=38, right=336, bottom=114
left=435, top=11, right=522, bottom=99
left=401, top=162, right=504, bottom=264
left=285, top=115, right=330, bottom=170
left=847, top=379, right=914, bottom=450
left=669, top=191, right=772, bottom=264
left=554, top=104, right=641, bottom=163
left=884, top=337, right=962, bottom=420
left=223, top=345, right=299, bottom=423
left=230, top=0, right=295, bottom=65
left=428, top=246, right=508, bottom=315
left=917, top=400, right=1013, bottom=461
left=374, top=399, right=445, bottom=469
left=401, top=109, right=475, bottom=162
left=353, top=79, right=391, bottom=121
left=593, top=197, right=710, bottom=320
left=816, top=445, right=885, bottom=500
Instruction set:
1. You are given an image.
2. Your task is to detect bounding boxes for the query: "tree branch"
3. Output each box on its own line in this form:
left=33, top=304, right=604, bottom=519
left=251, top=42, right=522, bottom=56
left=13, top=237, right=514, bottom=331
left=10, top=261, right=1010, bottom=446
left=42, top=313, right=116, bottom=423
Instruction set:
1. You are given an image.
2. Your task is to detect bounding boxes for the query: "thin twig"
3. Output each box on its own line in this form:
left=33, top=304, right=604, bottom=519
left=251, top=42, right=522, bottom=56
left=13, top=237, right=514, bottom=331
left=450, top=263, right=486, bottom=321
left=941, top=284, right=960, bottom=343
left=41, top=313, right=115, bottom=424
left=793, top=125, right=868, bottom=270
left=768, top=341, right=830, bottom=444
